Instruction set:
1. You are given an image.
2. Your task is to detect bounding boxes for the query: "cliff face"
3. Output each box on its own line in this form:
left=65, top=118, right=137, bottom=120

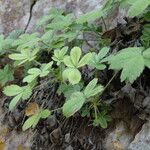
left=0, top=0, right=126, bottom=35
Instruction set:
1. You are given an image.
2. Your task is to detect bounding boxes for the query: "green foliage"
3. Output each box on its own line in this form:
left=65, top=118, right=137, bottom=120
left=63, top=92, right=86, bottom=117
left=93, top=111, right=111, bottom=128
left=107, top=47, right=144, bottom=82
left=89, top=47, right=110, bottom=70
left=127, top=0, right=150, bottom=17
left=62, top=78, right=103, bottom=117
left=141, top=24, right=150, bottom=48
left=0, top=65, right=14, bottom=86
left=12, top=33, right=40, bottom=49
left=23, top=109, right=51, bottom=131
left=63, top=47, right=92, bottom=84
left=2, top=3, right=150, bottom=131
left=3, top=85, right=32, bottom=110
left=23, top=62, right=53, bottom=83
left=52, top=47, right=68, bottom=65
left=9, top=48, right=39, bottom=65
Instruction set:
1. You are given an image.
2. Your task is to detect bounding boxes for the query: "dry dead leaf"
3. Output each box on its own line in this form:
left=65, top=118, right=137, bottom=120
left=25, top=102, right=39, bottom=116
left=17, top=144, right=30, bottom=150
left=113, top=141, right=124, bottom=150
left=0, top=140, right=6, bottom=150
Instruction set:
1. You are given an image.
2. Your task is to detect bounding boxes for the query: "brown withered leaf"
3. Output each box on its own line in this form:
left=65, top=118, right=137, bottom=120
left=25, top=102, right=39, bottom=116
left=113, top=141, right=124, bottom=150
left=17, top=144, right=30, bottom=150
left=0, top=140, right=6, bottom=150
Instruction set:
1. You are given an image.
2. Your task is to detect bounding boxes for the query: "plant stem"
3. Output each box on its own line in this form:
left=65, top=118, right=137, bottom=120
left=34, top=60, right=42, bottom=66
left=103, top=71, right=118, bottom=92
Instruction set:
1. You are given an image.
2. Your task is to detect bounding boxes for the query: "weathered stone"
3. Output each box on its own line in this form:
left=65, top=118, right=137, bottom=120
left=128, top=121, right=150, bottom=150
left=104, top=122, right=133, bottom=150
left=0, top=0, right=32, bottom=35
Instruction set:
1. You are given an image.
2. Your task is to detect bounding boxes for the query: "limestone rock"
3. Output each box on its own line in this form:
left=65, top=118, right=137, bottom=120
left=104, top=122, right=133, bottom=150
left=128, top=121, right=150, bottom=150
left=0, top=0, right=32, bottom=35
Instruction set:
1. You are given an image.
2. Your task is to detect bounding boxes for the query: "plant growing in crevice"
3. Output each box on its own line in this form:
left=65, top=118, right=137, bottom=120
left=1, top=0, right=150, bottom=131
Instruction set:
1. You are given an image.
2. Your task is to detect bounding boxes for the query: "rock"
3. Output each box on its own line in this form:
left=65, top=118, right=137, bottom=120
left=104, top=122, right=133, bottom=150
left=0, top=0, right=127, bottom=34
left=0, top=0, right=32, bottom=35
left=26, top=0, right=105, bottom=33
left=128, top=121, right=150, bottom=150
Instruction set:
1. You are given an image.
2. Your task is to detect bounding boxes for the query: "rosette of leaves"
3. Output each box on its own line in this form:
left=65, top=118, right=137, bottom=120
left=52, top=47, right=68, bottom=65
left=12, top=33, right=40, bottom=49
left=3, top=84, right=32, bottom=110
left=23, top=62, right=53, bottom=83
left=63, top=78, right=104, bottom=117
left=63, top=47, right=92, bottom=85
left=9, top=48, right=39, bottom=65
left=89, top=47, right=110, bottom=70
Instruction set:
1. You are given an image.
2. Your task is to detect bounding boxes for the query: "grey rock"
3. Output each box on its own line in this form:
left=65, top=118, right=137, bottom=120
left=0, top=0, right=127, bottom=34
left=104, top=121, right=133, bottom=150
left=128, top=121, right=150, bottom=150
left=0, top=0, right=32, bottom=35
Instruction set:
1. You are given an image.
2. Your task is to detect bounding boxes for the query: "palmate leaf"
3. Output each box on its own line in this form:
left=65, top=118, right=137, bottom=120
left=89, top=47, right=109, bottom=70
left=108, top=47, right=145, bottom=83
left=84, top=78, right=104, bottom=98
left=63, top=92, right=86, bottom=117
left=63, top=47, right=92, bottom=68
left=23, top=109, right=51, bottom=131
left=12, top=33, right=40, bottom=49
left=3, top=84, right=32, bottom=110
left=0, top=65, right=14, bottom=86
left=23, top=62, right=53, bottom=83
left=9, top=48, right=39, bottom=65
left=76, top=8, right=104, bottom=24
left=63, top=68, right=81, bottom=85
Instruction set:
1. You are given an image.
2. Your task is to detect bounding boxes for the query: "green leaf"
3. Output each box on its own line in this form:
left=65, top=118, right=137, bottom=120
left=76, top=8, right=104, bottom=24
left=63, top=68, right=81, bottom=85
left=3, top=85, right=22, bottom=96
left=40, top=109, right=51, bottom=119
left=94, top=114, right=108, bottom=128
left=22, top=114, right=40, bottom=131
left=63, top=92, right=85, bottom=117
left=70, top=47, right=81, bottom=67
left=9, top=48, right=39, bottom=65
left=23, top=68, right=41, bottom=83
left=128, top=0, right=150, bottom=17
left=22, top=86, right=32, bottom=100
left=40, top=62, right=53, bottom=77
left=143, top=48, right=150, bottom=58
left=12, top=33, right=40, bottom=49
left=144, top=58, right=150, bottom=68
left=63, top=56, right=74, bottom=67
left=84, top=78, right=104, bottom=98
left=78, top=53, right=92, bottom=67
left=108, top=47, right=145, bottom=82
left=98, top=47, right=110, bottom=59
left=9, top=94, right=22, bottom=110
left=57, top=84, right=81, bottom=99
left=0, top=65, right=14, bottom=86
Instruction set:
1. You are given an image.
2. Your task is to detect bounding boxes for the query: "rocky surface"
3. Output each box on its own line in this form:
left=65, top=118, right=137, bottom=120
left=128, top=120, right=150, bottom=150
left=0, top=0, right=127, bottom=35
